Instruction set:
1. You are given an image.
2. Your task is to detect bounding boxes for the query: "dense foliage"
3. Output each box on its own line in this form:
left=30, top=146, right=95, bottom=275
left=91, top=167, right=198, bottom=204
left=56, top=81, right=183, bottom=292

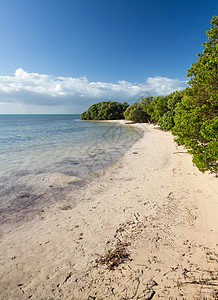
left=81, top=101, right=129, bottom=120
left=124, top=91, right=183, bottom=130
left=158, top=91, right=184, bottom=130
left=124, top=97, right=153, bottom=123
left=173, top=16, right=218, bottom=173
left=147, top=91, right=184, bottom=130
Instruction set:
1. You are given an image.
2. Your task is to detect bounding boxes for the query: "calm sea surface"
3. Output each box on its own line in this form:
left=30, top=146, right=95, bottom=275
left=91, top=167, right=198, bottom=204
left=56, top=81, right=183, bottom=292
left=0, top=114, right=142, bottom=221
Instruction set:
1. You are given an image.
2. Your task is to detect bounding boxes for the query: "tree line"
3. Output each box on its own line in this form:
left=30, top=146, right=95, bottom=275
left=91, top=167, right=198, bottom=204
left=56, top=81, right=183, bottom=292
left=81, top=16, right=218, bottom=174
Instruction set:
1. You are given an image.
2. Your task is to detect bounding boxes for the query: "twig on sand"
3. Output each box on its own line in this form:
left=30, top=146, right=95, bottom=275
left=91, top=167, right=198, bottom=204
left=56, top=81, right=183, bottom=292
left=95, top=242, right=131, bottom=270
left=123, top=277, right=140, bottom=300
left=173, top=152, right=189, bottom=154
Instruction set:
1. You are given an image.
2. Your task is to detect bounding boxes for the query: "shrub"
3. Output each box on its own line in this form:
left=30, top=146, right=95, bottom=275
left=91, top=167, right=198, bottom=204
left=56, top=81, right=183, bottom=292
left=124, top=97, right=153, bottom=123
left=172, top=16, right=218, bottom=173
left=81, top=101, right=129, bottom=120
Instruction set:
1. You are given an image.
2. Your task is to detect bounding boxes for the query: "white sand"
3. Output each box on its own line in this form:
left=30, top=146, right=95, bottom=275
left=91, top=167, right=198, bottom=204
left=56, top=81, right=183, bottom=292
left=0, top=123, right=217, bottom=299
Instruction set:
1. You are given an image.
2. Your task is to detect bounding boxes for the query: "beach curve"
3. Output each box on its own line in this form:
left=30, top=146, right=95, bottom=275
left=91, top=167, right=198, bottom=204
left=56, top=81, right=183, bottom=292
left=0, top=123, right=217, bottom=299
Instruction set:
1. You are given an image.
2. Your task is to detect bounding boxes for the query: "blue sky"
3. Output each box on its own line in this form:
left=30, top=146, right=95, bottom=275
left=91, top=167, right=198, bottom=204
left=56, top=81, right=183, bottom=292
left=0, top=0, right=217, bottom=114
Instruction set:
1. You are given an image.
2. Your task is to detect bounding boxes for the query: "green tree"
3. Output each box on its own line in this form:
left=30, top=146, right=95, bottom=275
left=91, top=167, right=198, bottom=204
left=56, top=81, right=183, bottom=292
left=173, top=16, right=218, bottom=173
left=158, top=90, right=184, bottom=130
left=81, top=101, right=129, bottom=120
left=124, top=97, right=152, bottom=123
left=159, top=110, right=175, bottom=130
left=146, top=95, right=168, bottom=123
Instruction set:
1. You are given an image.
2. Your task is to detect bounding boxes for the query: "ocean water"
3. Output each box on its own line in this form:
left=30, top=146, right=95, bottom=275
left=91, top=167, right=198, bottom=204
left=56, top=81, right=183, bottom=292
left=0, top=115, right=143, bottom=222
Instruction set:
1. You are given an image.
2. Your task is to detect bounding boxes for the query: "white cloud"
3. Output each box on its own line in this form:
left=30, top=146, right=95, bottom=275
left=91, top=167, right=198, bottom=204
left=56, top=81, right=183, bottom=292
left=0, top=68, right=187, bottom=111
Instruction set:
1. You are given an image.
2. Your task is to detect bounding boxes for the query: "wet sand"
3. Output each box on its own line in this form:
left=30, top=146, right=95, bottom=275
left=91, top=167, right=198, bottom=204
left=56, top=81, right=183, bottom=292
left=0, top=123, right=217, bottom=299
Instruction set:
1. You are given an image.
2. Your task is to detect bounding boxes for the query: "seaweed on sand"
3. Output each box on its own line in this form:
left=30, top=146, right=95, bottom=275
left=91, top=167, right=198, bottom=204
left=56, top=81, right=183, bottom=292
left=96, top=242, right=131, bottom=270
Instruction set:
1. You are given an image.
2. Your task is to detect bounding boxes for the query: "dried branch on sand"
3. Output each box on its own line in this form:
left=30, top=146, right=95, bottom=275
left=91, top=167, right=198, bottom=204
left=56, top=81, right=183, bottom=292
left=95, top=242, right=131, bottom=270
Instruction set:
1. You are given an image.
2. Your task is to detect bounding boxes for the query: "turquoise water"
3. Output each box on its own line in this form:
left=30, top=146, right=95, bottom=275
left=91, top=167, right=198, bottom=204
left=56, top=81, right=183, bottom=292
left=0, top=115, right=142, bottom=221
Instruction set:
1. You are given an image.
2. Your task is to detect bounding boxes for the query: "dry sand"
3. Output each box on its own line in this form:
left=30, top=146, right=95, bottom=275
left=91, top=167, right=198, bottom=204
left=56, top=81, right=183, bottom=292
left=0, top=123, right=217, bottom=299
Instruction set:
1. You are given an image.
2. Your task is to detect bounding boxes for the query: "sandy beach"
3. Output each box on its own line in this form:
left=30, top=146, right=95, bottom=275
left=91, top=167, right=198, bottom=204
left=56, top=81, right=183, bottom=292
left=0, top=123, right=217, bottom=299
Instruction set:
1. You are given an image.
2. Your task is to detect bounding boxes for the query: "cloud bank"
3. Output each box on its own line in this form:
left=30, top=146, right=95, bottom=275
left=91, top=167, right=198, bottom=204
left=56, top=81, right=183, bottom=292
left=0, top=68, right=187, bottom=112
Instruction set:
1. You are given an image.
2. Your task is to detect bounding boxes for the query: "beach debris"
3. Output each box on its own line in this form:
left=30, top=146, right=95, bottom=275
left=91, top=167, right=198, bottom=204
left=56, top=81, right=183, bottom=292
left=17, top=283, right=25, bottom=294
left=60, top=205, right=72, bottom=210
left=95, top=242, right=131, bottom=270
left=63, top=272, right=73, bottom=284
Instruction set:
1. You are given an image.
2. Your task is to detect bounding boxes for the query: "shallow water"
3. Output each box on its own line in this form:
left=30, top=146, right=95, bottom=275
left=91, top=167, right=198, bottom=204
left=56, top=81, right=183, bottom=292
left=0, top=115, right=143, bottom=221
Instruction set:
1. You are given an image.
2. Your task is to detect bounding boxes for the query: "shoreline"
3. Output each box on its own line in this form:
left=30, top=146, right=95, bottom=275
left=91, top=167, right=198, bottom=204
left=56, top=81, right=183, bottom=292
left=0, top=120, right=142, bottom=230
left=0, top=123, right=217, bottom=299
